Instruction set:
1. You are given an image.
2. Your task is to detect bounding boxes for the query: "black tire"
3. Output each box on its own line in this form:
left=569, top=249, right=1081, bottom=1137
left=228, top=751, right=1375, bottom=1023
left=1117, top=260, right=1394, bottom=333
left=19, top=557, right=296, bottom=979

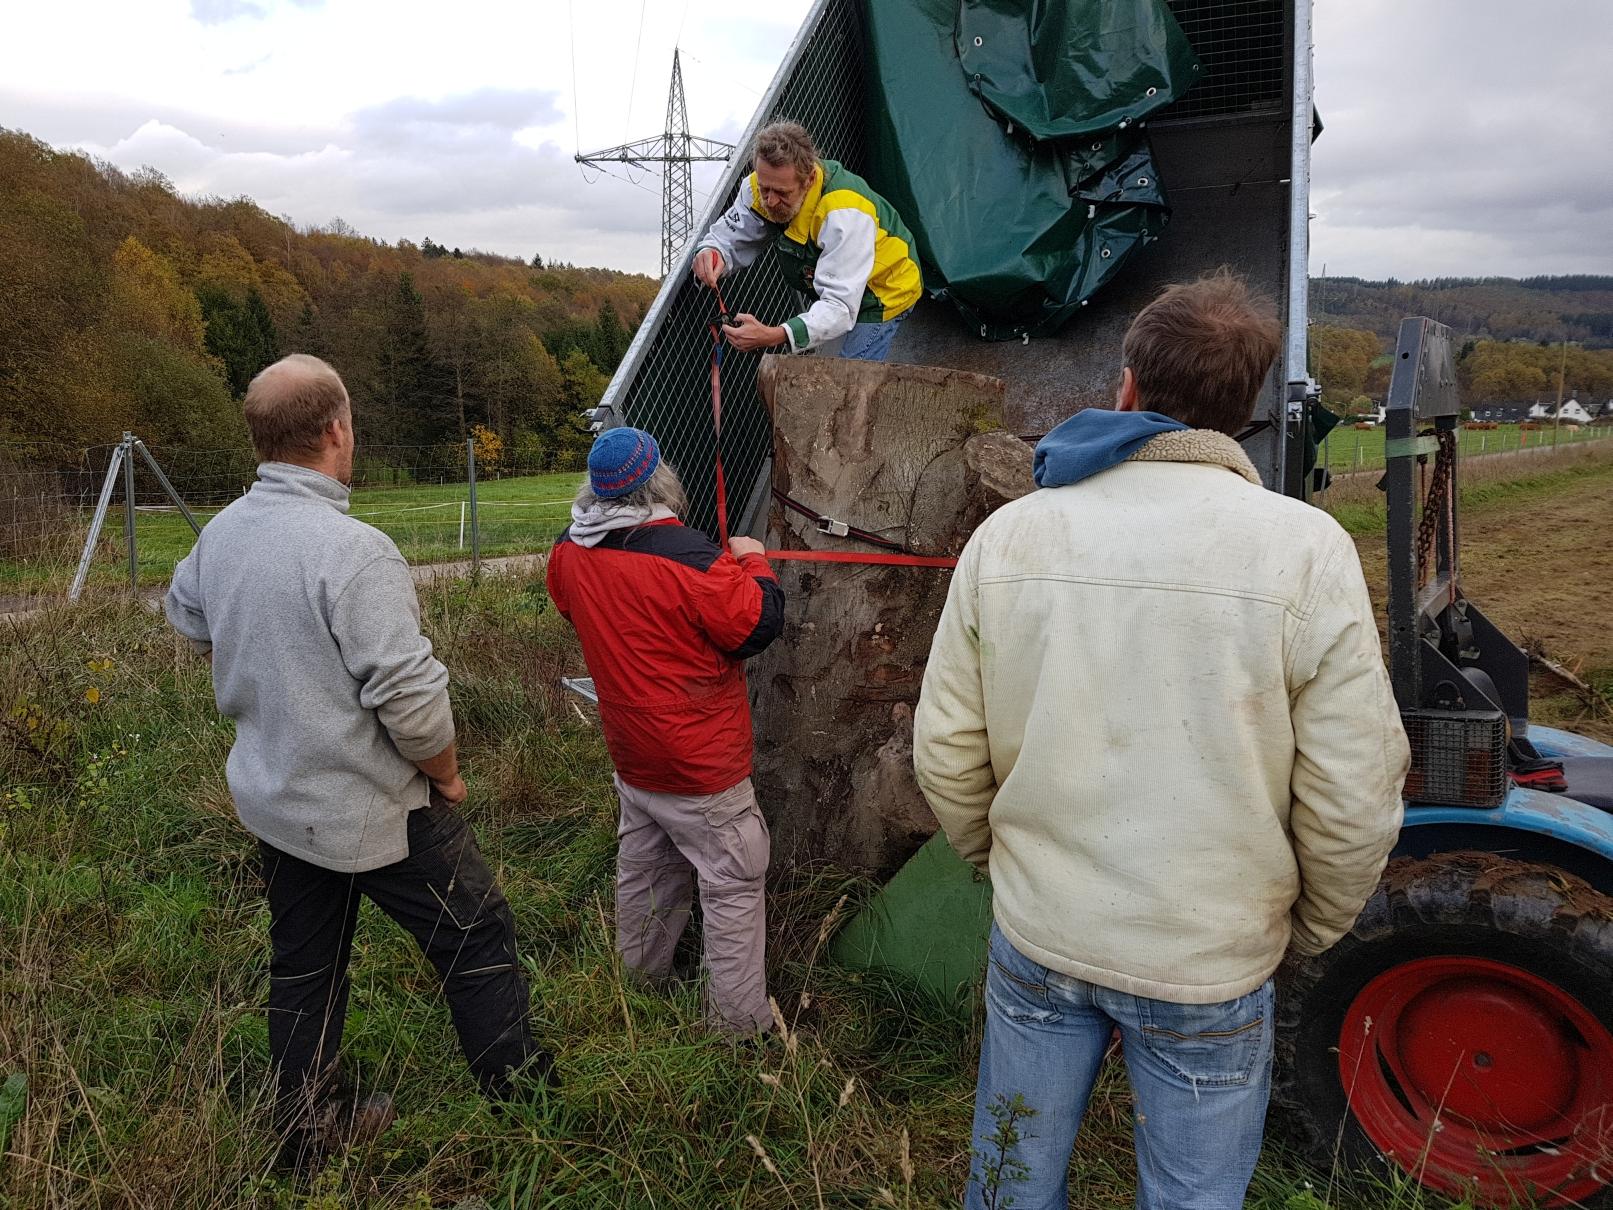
left=1274, top=851, right=1613, bottom=1209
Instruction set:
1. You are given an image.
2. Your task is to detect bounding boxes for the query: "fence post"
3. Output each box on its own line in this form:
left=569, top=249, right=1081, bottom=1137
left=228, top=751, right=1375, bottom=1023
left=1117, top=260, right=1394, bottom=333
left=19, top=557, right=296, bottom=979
left=132, top=439, right=200, bottom=535
left=69, top=442, right=126, bottom=603
left=121, top=431, right=138, bottom=591
left=466, top=437, right=480, bottom=575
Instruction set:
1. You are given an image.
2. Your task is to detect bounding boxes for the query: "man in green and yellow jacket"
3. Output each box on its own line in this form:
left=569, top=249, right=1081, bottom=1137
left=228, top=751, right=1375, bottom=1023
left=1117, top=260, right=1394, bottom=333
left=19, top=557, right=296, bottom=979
left=692, top=121, right=922, bottom=361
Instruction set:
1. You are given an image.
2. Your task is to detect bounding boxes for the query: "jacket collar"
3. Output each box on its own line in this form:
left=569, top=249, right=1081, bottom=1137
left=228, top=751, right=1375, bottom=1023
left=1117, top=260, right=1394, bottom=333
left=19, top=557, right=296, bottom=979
left=749, top=164, right=826, bottom=245
left=252, top=461, right=352, bottom=512
left=1126, top=429, right=1263, bottom=485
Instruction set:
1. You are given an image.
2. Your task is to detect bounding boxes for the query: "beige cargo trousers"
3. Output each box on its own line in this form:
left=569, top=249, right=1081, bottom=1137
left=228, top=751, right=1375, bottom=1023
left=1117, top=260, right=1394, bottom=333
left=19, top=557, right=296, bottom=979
left=613, top=774, right=773, bottom=1033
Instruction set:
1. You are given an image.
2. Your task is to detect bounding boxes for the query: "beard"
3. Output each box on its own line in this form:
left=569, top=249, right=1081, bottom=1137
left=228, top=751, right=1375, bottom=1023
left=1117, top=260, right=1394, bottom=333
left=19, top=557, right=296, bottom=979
left=767, top=201, right=800, bottom=224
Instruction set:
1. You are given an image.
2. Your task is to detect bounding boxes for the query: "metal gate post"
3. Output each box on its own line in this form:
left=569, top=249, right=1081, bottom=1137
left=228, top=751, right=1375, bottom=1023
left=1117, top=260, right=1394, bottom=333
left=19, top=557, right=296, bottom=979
left=466, top=438, right=480, bottom=575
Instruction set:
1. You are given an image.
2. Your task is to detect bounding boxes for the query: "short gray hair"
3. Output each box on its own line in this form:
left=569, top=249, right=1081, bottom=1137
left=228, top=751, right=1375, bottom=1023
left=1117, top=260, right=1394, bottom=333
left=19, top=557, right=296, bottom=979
left=573, top=458, right=688, bottom=520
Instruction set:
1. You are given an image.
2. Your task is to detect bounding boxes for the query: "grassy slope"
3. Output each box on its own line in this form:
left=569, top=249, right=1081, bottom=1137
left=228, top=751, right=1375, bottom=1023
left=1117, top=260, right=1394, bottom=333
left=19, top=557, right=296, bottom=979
left=1348, top=449, right=1613, bottom=744
left=10, top=455, right=1613, bottom=1207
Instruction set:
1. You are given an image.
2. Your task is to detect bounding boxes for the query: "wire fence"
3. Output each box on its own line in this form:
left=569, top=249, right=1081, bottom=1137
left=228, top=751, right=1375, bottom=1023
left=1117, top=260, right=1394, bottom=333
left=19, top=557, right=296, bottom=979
left=0, top=438, right=584, bottom=602
left=1318, top=421, right=1613, bottom=477
left=1312, top=422, right=1613, bottom=508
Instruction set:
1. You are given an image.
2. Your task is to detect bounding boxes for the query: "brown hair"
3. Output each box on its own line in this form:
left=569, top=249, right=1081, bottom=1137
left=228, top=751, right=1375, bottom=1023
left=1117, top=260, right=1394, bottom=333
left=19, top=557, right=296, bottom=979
left=1121, top=271, right=1281, bottom=435
left=753, top=121, right=818, bottom=183
left=242, top=354, right=350, bottom=462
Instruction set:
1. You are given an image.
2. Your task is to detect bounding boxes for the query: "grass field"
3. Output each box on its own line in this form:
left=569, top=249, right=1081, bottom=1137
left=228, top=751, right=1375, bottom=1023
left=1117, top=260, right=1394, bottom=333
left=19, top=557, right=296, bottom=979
left=4, top=448, right=1612, bottom=1208
left=1317, top=421, right=1611, bottom=476
left=0, top=471, right=583, bottom=600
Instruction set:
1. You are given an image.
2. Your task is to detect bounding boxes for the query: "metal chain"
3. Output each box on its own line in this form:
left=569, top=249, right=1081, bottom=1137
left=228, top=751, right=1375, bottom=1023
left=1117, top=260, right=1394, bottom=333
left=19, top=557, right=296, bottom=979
left=1415, top=428, right=1457, bottom=587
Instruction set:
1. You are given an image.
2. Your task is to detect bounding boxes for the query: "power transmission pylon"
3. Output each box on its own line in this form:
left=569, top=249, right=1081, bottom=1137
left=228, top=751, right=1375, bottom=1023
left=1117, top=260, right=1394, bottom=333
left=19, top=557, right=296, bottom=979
left=576, top=49, right=734, bottom=277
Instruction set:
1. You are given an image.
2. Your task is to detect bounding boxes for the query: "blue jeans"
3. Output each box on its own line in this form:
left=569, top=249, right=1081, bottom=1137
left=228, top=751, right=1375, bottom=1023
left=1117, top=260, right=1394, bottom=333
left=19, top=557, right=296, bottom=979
left=968, top=924, right=1273, bottom=1210
left=838, top=310, right=909, bottom=361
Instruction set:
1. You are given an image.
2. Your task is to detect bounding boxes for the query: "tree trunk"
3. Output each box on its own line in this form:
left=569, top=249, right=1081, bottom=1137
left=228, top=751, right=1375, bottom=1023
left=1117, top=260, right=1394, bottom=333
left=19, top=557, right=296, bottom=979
left=750, top=356, right=1035, bottom=873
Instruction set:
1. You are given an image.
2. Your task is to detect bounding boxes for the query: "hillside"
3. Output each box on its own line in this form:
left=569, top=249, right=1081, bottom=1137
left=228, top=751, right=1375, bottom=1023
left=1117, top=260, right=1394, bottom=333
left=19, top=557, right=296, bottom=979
left=0, top=128, right=660, bottom=463
left=1309, top=276, right=1613, bottom=411
left=1312, top=275, right=1613, bottom=349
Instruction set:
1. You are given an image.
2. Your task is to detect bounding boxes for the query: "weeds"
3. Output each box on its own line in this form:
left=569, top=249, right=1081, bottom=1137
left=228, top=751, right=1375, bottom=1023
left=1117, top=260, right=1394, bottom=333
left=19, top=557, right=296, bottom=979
left=972, top=1093, right=1035, bottom=1209
left=0, top=573, right=1515, bottom=1208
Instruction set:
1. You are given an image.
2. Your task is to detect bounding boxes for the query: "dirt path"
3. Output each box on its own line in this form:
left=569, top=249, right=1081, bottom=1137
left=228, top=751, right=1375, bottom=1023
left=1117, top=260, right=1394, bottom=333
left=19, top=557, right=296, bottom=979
left=1353, top=464, right=1613, bottom=742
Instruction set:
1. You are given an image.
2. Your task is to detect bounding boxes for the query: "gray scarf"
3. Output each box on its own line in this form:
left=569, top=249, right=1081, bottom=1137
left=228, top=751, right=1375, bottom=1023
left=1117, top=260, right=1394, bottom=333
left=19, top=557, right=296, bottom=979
left=568, top=500, right=677, bottom=548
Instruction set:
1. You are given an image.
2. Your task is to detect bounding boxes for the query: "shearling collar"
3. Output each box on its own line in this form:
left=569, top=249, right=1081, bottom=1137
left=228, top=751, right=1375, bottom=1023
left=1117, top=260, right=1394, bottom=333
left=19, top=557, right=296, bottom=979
left=1127, top=429, right=1263, bottom=486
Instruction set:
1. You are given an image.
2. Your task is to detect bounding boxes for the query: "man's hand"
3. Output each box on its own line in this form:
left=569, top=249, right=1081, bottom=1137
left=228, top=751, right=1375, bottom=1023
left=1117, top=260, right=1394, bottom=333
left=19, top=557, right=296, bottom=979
left=416, top=741, right=463, bottom=805
left=728, top=536, right=767, bottom=561
left=724, top=313, right=788, bottom=353
left=693, top=248, right=725, bottom=290
left=431, top=773, right=468, bottom=806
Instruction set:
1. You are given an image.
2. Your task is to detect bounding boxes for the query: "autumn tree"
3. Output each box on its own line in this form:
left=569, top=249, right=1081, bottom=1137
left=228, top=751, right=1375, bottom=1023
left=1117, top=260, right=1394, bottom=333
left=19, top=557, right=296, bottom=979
left=0, top=128, right=660, bottom=454
left=1311, top=325, right=1382, bottom=408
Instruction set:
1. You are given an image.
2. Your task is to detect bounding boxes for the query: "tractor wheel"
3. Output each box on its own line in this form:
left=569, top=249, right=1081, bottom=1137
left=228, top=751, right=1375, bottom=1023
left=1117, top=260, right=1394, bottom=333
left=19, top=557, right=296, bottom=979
left=1274, top=852, right=1613, bottom=1208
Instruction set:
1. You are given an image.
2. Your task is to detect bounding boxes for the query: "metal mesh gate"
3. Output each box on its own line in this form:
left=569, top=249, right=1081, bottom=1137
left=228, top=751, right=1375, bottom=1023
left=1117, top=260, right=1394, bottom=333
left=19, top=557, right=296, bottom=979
left=608, top=0, right=866, bottom=538
left=1163, top=0, right=1286, bottom=120
left=604, top=0, right=1294, bottom=538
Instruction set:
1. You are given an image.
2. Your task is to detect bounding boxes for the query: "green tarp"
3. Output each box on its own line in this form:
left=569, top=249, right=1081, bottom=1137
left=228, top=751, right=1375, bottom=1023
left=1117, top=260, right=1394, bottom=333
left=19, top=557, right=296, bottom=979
left=865, top=0, right=1199, bottom=340
left=830, top=833, right=993, bottom=1017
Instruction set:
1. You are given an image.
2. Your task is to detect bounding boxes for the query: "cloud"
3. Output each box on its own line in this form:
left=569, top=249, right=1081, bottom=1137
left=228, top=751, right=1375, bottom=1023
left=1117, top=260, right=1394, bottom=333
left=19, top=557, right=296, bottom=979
left=189, top=0, right=323, bottom=24
left=189, top=0, right=266, bottom=25
left=43, top=0, right=1613, bottom=281
left=223, top=53, right=274, bottom=77
left=353, top=88, right=566, bottom=151
left=70, top=91, right=666, bottom=267
left=1310, top=0, right=1613, bottom=278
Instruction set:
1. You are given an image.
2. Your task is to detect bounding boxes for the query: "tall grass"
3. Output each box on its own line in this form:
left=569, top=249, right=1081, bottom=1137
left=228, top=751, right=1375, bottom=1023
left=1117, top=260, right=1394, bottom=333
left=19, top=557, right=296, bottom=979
left=1, top=577, right=1487, bottom=1208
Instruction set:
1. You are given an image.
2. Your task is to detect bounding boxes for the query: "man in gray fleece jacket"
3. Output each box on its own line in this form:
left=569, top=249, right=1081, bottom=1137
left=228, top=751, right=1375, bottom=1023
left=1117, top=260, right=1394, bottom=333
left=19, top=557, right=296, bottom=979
left=165, top=354, right=547, bottom=1164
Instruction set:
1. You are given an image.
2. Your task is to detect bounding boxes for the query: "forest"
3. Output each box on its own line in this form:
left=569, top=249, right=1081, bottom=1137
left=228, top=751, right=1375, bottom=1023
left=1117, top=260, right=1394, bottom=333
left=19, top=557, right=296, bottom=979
left=5, top=120, right=1610, bottom=463
left=1311, top=319, right=1613, bottom=414
left=0, top=128, right=659, bottom=467
left=1313, top=275, right=1613, bottom=349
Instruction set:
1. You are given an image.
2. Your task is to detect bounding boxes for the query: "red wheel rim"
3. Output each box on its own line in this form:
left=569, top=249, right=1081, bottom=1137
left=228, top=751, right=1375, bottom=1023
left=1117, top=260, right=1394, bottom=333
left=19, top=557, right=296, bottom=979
left=1340, top=955, right=1613, bottom=1205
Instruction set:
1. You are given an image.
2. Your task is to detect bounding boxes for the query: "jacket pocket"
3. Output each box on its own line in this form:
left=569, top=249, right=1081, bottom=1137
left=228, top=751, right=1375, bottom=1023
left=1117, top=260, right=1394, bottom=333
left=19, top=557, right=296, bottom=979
left=1137, top=982, right=1273, bottom=1088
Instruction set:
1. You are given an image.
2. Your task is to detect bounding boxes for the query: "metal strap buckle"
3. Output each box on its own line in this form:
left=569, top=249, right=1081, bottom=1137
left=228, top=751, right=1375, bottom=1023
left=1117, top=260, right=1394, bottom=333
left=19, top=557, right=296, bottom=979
left=814, top=516, right=851, bottom=538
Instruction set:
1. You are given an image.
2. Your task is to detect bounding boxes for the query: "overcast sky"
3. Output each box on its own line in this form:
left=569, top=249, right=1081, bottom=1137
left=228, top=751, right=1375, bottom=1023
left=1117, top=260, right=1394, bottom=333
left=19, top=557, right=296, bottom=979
left=3, top=0, right=1610, bottom=281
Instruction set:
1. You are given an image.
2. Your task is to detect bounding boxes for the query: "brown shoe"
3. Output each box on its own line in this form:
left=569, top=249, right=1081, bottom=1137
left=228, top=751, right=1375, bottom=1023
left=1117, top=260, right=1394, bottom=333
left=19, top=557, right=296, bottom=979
left=316, top=1090, right=397, bottom=1150
left=276, top=1091, right=396, bottom=1176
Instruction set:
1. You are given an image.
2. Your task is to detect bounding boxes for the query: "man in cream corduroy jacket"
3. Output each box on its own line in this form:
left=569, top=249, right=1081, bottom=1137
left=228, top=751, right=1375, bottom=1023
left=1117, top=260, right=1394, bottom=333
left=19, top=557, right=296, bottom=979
left=914, top=274, right=1409, bottom=1210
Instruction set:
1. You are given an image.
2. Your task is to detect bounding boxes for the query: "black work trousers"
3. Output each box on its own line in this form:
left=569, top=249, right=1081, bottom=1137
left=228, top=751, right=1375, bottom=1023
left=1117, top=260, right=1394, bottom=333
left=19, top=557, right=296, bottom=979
left=259, top=802, right=537, bottom=1120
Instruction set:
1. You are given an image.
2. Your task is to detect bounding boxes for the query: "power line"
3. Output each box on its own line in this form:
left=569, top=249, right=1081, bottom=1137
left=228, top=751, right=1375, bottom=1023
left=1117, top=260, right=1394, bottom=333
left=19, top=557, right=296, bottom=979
left=576, top=49, right=733, bottom=276
left=625, top=0, right=648, bottom=141
left=569, top=6, right=585, bottom=146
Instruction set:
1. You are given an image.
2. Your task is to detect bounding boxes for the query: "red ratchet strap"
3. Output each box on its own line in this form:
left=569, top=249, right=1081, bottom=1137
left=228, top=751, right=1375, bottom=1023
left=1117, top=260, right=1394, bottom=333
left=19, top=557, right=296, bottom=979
left=705, top=292, right=958, bottom=570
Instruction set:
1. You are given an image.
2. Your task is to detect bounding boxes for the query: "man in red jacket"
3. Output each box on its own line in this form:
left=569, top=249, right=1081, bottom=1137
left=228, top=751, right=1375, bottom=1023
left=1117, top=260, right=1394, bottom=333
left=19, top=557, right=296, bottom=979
left=548, top=427, right=784, bottom=1034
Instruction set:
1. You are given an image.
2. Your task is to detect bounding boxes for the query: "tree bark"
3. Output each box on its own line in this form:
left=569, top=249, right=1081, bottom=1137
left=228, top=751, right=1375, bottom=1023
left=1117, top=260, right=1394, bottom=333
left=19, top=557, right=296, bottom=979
left=750, top=356, right=1034, bottom=873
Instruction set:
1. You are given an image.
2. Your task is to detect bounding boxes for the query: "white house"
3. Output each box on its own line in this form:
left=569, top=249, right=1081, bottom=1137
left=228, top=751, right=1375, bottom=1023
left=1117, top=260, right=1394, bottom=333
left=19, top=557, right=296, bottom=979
left=1529, top=399, right=1593, bottom=423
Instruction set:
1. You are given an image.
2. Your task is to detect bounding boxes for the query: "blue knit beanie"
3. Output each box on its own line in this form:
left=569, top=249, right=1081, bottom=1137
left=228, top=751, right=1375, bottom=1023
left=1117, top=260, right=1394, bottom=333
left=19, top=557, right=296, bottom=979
left=588, top=427, right=661, bottom=499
